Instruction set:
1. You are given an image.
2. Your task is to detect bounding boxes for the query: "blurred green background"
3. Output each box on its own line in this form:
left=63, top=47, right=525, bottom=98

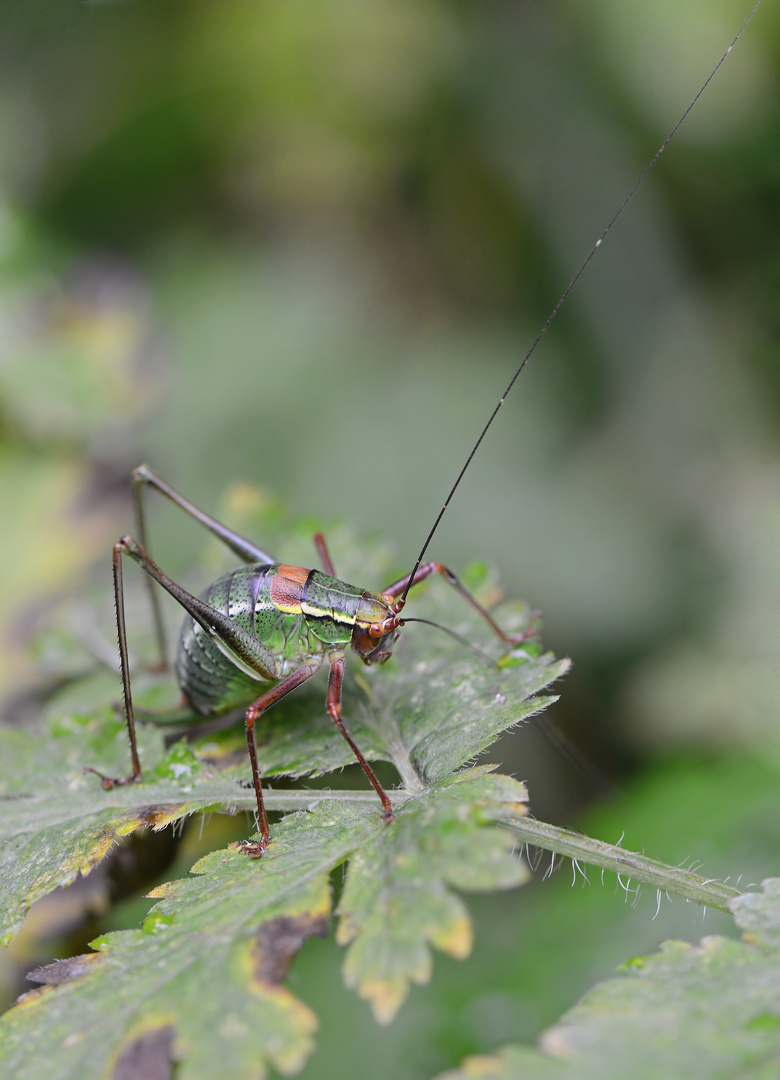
left=1, top=0, right=779, bottom=1076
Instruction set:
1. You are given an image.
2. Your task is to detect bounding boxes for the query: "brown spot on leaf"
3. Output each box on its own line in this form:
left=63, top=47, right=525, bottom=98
left=251, top=914, right=329, bottom=987
left=111, top=1025, right=175, bottom=1080
left=127, top=806, right=171, bottom=830
left=26, top=952, right=104, bottom=987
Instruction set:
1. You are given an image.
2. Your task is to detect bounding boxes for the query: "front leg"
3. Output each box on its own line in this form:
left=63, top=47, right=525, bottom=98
left=241, top=651, right=395, bottom=857
left=325, top=652, right=395, bottom=823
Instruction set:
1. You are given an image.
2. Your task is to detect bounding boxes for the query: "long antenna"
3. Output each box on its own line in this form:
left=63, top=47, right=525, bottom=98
left=401, top=0, right=763, bottom=604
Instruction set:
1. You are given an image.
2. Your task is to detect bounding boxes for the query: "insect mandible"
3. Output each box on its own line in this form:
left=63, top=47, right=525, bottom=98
left=88, top=2, right=762, bottom=856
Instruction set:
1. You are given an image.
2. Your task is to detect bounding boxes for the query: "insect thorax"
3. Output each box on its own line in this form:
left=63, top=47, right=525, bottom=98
left=175, top=563, right=387, bottom=716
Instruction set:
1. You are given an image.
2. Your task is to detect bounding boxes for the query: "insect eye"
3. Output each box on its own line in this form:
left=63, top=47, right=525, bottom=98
left=368, top=623, right=385, bottom=639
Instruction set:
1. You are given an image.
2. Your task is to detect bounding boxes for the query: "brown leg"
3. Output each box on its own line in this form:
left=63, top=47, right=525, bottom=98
left=133, top=464, right=276, bottom=564
left=85, top=540, right=143, bottom=789
left=313, top=532, right=336, bottom=577
left=113, top=534, right=278, bottom=679
left=382, top=562, right=535, bottom=647
left=131, top=464, right=278, bottom=670
left=240, top=660, right=323, bottom=857
left=88, top=535, right=279, bottom=797
left=325, top=654, right=395, bottom=823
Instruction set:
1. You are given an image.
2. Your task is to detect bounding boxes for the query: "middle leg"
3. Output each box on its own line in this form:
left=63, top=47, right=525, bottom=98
left=241, top=660, right=323, bottom=857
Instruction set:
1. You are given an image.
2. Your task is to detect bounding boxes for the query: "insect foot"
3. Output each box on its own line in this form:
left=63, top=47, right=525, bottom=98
left=505, top=611, right=542, bottom=648
left=238, top=839, right=267, bottom=859
left=83, top=766, right=140, bottom=791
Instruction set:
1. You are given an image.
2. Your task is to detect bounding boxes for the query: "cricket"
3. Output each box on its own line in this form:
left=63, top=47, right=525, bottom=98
left=88, top=2, right=762, bottom=857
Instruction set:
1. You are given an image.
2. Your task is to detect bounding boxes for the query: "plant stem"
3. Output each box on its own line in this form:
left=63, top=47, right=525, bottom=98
left=500, top=813, right=742, bottom=912
left=75, top=783, right=743, bottom=912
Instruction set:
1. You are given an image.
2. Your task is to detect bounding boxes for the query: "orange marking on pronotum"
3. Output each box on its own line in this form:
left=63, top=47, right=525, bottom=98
left=269, top=564, right=309, bottom=613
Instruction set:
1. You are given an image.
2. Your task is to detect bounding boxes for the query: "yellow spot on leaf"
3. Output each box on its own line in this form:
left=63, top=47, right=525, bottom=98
left=146, top=881, right=176, bottom=899
left=431, top=913, right=473, bottom=960
left=358, top=976, right=408, bottom=1026
left=116, top=816, right=149, bottom=838
left=458, top=1052, right=508, bottom=1076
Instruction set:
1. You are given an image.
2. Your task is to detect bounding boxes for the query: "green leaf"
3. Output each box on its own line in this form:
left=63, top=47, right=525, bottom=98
left=0, top=712, right=382, bottom=948
left=0, top=779, right=529, bottom=1077
left=1, top=516, right=753, bottom=1080
left=336, top=769, right=530, bottom=1023
left=0, top=522, right=566, bottom=1076
left=5, top=521, right=752, bottom=1079
left=0, top=803, right=368, bottom=1080
left=437, top=878, right=780, bottom=1080
left=730, top=877, right=780, bottom=949
left=437, top=1045, right=565, bottom=1079
left=0, top=543, right=562, bottom=946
